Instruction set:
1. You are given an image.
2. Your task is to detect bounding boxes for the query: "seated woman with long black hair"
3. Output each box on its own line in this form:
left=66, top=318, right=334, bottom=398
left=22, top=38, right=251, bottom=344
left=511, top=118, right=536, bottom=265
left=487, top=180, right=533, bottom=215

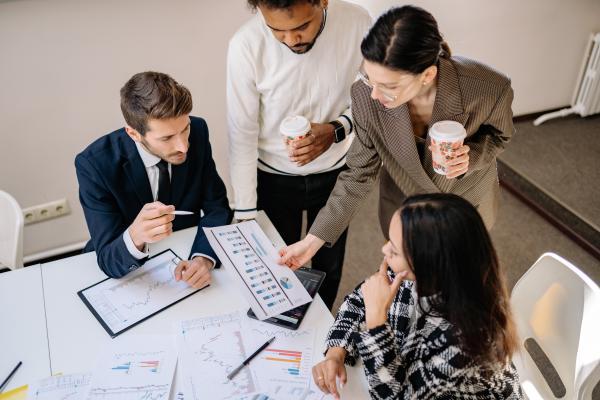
left=312, top=193, right=523, bottom=399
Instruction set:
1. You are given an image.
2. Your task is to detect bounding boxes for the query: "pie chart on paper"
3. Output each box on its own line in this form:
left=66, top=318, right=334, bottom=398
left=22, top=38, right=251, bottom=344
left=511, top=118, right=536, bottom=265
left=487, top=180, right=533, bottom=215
left=280, top=277, right=293, bottom=290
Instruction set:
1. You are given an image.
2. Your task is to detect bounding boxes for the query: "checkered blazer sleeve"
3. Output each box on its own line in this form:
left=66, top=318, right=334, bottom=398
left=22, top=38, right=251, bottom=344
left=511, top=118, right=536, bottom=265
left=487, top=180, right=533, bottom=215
left=354, top=323, right=404, bottom=399
left=324, top=284, right=365, bottom=365
left=308, top=102, right=381, bottom=246
left=354, top=319, right=475, bottom=400
left=464, top=81, right=514, bottom=177
left=353, top=317, right=524, bottom=400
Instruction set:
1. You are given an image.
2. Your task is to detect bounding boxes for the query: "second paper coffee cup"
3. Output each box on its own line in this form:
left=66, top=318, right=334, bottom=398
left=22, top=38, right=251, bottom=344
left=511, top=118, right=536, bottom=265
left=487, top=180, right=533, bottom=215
left=429, top=120, right=466, bottom=175
left=280, top=116, right=311, bottom=141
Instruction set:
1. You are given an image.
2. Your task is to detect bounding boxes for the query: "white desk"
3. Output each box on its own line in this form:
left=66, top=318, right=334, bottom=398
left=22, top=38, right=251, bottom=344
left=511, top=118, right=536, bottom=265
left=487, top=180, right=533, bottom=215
left=0, top=264, right=50, bottom=390
left=2, top=227, right=369, bottom=398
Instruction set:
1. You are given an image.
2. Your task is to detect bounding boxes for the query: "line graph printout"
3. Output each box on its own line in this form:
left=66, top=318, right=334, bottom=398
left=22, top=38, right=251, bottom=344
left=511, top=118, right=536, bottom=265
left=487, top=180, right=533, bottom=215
left=168, top=363, right=184, bottom=400
left=175, top=311, right=318, bottom=400
left=204, top=221, right=311, bottom=320
left=78, top=249, right=200, bottom=337
left=176, top=312, right=257, bottom=400
left=28, top=373, right=92, bottom=400
left=85, top=334, right=177, bottom=400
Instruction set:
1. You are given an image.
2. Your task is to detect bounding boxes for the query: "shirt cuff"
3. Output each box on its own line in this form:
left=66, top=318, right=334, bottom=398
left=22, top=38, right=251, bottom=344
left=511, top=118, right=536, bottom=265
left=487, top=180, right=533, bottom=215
left=234, top=208, right=258, bottom=220
left=123, top=229, right=148, bottom=260
left=324, top=342, right=357, bottom=366
left=338, top=115, right=353, bottom=135
left=190, top=253, right=216, bottom=269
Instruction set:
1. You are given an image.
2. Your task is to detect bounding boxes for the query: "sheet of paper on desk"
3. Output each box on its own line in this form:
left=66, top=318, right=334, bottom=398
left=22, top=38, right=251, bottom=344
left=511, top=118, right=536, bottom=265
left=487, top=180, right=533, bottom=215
left=0, top=385, right=28, bottom=400
left=204, top=221, right=312, bottom=320
left=176, top=311, right=319, bottom=400
left=176, top=312, right=257, bottom=400
left=28, top=373, right=91, bottom=400
left=241, top=317, right=317, bottom=399
left=85, top=334, right=177, bottom=400
left=168, top=364, right=184, bottom=400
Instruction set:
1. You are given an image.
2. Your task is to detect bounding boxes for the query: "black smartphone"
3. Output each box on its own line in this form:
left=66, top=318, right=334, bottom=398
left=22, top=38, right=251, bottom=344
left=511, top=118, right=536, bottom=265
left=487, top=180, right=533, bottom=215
left=246, top=267, right=326, bottom=330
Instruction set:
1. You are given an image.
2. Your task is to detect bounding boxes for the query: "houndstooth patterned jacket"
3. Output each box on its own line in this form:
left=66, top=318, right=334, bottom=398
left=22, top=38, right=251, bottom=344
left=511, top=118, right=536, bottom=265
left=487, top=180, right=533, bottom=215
left=309, top=56, right=514, bottom=244
left=325, top=274, right=524, bottom=399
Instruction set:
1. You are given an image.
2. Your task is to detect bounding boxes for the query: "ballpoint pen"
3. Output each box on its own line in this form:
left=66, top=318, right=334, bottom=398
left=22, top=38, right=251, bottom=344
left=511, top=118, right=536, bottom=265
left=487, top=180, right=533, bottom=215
left=0, top=361, right=22, bottom=393
left=170, top=210, right=194, bottom=215
left=227, top=336, right=276, bottom=380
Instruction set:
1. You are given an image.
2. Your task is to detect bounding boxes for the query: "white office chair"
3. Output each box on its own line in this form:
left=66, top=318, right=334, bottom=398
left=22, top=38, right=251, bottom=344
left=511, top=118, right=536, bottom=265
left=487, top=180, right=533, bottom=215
left=0, top=190, right=24, bottom=270
left=511, top=252, right=600, bottom=400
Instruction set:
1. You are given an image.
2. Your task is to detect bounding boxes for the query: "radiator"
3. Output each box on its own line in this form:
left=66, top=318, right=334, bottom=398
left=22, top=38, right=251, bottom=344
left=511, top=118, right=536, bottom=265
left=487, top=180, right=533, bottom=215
left=534, top=32, right=600, bottom=126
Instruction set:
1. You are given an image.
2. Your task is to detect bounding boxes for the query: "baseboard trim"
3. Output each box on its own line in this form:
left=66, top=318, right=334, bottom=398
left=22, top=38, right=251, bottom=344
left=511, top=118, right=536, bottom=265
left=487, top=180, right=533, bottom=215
left=498, top=161, right=600, bottom=261
left=23, top=240, right=87, bottom=266
left=513, top=106, right=570, bottom=123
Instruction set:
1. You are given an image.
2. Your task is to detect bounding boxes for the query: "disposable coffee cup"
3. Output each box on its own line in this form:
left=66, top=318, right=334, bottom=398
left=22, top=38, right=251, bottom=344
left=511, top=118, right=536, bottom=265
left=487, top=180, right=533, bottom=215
left=428, top=120, right=467, bottom=175
left=279, top=115, right=311, bottom=142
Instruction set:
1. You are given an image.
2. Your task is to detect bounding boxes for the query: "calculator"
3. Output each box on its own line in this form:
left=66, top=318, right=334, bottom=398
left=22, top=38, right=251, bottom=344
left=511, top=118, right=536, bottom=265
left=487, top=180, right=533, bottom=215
left=246, top=267, right=326, bottom=330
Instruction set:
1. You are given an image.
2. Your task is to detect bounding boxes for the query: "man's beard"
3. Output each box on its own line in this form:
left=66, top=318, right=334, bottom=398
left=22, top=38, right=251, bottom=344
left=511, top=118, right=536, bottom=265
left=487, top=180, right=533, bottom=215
left=285, top=8, right=327, bottom=55
left=287, top=40, right=316, bottom=54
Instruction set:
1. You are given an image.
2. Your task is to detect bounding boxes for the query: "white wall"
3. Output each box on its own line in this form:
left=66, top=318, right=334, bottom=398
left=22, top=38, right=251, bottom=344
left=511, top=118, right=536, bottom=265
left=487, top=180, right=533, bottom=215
left=359, top=0, right=600, bottom=114
left=0, top=0, right=598, bottom=258
left=0, top=0, right=253, bottom=257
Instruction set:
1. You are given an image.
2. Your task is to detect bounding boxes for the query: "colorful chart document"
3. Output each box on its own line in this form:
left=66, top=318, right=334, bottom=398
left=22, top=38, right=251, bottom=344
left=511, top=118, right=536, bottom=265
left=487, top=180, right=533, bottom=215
left=28, top=374, right=91, bottom=400
left=204, top=221, right=312, bottom=320
left=85, top=334, right=177, bottom=400
left=176, top=312, right=319, bottom=400
left=242, top=317, right=316, bottom=397
left=78, top=249, right=202, bottom=337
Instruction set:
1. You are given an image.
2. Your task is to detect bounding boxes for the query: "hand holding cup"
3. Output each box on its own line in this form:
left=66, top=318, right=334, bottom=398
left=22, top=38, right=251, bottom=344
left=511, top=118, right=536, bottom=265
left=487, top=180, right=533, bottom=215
left=428, top=120, right=469, bottom=178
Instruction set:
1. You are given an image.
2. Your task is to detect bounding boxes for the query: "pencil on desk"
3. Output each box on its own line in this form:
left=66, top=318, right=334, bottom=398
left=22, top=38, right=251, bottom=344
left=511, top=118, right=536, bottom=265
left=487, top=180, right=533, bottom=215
left=227, top=336, right=275, bottom=380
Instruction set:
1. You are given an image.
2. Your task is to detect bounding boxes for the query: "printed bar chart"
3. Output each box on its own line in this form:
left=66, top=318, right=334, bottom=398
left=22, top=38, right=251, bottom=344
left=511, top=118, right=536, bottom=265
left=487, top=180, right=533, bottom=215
left=263, top=348, right=303, bottom=376
left=204, top=221, right=311, bottom=320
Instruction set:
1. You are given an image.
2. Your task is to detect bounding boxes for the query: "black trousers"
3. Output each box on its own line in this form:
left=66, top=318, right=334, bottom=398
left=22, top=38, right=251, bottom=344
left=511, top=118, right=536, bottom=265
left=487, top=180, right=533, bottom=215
left=257, top=167, right=348, bottom=310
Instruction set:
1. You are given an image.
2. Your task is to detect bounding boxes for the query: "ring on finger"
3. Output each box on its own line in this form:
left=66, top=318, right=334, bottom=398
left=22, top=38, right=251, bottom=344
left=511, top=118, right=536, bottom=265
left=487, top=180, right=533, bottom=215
left=317, top=376, right=324, bottom=380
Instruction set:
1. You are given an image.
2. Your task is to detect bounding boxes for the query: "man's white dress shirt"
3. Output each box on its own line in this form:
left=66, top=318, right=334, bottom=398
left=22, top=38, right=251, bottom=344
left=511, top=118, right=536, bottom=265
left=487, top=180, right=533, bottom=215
left=122, top=142, right=215, bottom=266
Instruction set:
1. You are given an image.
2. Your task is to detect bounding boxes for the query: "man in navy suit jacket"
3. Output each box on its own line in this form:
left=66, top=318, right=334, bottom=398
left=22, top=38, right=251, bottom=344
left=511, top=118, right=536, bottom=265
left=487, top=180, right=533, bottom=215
left=75, top=71, right=231, bottom=288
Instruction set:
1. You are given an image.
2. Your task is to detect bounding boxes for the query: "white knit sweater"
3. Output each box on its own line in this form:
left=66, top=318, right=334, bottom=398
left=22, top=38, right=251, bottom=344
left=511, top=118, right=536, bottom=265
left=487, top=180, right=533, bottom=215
left=226, top=0, right=372, bottom=219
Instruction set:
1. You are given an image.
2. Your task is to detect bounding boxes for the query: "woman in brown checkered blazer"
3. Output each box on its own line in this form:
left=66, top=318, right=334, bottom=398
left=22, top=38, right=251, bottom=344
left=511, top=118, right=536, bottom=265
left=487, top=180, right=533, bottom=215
left=280, top=5, right=515, bottom=271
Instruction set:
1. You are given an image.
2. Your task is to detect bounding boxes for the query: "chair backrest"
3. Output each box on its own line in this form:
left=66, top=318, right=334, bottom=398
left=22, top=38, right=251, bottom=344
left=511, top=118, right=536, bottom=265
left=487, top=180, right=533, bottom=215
left=0, top=190, right=24, bottom=269
left=511, top=252, right=600, bottom=400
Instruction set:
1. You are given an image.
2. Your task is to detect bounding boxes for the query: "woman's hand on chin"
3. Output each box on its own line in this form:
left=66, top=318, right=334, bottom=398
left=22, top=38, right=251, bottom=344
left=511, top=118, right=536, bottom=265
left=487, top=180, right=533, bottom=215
left=362, top=260, right=407, bottom=329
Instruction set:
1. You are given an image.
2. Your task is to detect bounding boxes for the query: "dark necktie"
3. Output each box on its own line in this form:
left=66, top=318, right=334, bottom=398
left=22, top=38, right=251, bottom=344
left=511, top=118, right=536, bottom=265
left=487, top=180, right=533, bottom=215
left=156, top=160, right=171, bottom=204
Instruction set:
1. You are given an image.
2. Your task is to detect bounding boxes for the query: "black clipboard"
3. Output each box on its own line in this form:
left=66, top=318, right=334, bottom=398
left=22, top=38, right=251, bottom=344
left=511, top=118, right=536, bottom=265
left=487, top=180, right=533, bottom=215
left=78, top=249, right=206, bottom=338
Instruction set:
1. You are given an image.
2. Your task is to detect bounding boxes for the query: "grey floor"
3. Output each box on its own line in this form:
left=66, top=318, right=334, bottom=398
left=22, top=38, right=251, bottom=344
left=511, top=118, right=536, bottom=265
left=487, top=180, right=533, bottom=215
left=500, top=115, right=600, bottom=230
left=334, top=185, right=600, bottom=312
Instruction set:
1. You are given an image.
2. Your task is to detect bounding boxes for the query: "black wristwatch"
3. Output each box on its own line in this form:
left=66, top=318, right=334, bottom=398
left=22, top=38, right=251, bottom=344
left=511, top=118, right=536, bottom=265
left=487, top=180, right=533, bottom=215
left=330, top=120, right=346, bottom=143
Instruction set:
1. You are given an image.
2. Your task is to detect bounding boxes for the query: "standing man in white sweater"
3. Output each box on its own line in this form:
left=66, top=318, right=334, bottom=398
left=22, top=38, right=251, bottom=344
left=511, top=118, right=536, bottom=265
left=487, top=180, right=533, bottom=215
left=227, top=0, right=371, bottom=309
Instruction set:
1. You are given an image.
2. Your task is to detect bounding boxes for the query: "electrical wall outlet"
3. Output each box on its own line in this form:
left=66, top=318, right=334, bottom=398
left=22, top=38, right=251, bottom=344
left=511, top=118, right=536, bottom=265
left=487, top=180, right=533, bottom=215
left=22, top=198, right=71, bottom=225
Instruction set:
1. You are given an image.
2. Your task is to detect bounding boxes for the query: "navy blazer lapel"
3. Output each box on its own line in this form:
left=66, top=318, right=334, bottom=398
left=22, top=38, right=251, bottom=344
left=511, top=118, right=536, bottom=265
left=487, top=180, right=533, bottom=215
left=122, top=135, right=153, bottom=206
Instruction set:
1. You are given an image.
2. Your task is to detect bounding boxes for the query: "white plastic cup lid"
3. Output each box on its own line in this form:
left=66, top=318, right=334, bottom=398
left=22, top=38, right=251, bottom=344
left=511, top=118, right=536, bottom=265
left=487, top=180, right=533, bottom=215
left=279, top=116, right=311, bottom=138
left=429, top=120, right=466, bottom=142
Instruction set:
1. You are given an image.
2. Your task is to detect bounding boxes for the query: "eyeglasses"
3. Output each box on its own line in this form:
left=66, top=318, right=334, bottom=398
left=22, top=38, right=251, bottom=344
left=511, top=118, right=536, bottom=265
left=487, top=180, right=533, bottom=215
left=357, top=71, right=398, bottom=102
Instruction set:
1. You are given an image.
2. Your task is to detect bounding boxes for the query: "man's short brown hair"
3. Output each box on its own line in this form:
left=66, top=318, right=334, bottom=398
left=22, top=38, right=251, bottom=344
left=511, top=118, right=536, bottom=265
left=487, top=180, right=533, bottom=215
left=247, top=0, right=320, bottom=10
left=120, top=71, right=193, bottom=135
